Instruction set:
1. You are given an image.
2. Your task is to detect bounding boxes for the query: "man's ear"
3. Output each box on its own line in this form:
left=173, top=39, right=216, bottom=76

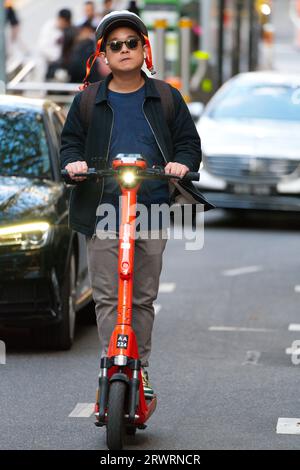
left=100, top=52, right=108, bottom=63
left=143, top=44, right=148, bottom=59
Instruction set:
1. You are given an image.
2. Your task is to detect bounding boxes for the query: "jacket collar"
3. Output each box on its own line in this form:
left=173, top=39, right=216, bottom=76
left=94, top=70, right=160, bottom=104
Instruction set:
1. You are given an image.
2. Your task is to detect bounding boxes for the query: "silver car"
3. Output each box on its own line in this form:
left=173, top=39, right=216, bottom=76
left=195, top=72, right=300, bottom=211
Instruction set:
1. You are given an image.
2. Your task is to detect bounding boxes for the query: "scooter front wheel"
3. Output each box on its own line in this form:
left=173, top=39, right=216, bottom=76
left=126, top=425, right=137, bottom=436
left=106, top=381, right=127, bottom=450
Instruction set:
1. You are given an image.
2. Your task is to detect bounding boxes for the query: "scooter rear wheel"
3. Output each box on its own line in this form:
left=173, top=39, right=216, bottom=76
left=106, top=381, right=127, bottom=450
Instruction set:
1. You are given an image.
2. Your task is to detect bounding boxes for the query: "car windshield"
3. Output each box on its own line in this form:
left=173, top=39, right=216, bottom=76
left=0, top=108, right=51, bottom=178
left=208, top=83, right=300, bottom=121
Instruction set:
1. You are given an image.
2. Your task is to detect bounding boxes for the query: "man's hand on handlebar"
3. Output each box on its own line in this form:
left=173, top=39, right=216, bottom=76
left=65, top=161, right=88, bottom=182
left=164, top=162, right=189, bottom=182
left=61, top=163, right=199, bottom=183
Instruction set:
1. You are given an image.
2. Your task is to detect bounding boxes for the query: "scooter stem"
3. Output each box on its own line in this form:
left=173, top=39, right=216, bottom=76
left=117, top=186, right=138, bottom=326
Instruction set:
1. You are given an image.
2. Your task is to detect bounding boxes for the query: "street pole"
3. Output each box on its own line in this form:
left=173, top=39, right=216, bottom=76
left=217, top=0, right=225, bottom=88
left=154, top=19, right=167, bottom=81
left=248, top=0, right=259, bottom=71
left=179, top=17, right=193, bottom=102
left=248, top=0, right=254, bottom=70
left=200, top=0, right=211, bottom=54
left=0, top=0, right=6, bottom=91
left=232, top=0, right=243, bottom=76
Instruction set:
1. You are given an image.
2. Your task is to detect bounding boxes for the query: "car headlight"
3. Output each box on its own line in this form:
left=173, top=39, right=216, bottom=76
left=0, top=222, right=51, bottom=250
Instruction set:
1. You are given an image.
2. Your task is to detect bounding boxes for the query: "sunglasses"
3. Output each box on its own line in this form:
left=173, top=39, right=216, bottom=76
left=106, top=37, right=141, bottom=52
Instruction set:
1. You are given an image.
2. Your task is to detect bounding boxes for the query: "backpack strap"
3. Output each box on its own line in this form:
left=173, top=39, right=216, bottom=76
left=79, top=80, right=102, bottom=132
left=153, top=79, right=175, bottom=129
left=79, top=78, right=175, bottom=131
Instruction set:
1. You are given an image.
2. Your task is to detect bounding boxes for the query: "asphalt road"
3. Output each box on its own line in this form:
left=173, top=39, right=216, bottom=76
left=1, top=209, right=300, bottom=450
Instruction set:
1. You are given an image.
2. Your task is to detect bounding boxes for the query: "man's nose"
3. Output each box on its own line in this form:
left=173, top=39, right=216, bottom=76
left=120, top=43, right=129, bottom=52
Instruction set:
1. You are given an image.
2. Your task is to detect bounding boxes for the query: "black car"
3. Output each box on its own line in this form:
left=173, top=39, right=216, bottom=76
left=0, top=95, right=93, bottom=349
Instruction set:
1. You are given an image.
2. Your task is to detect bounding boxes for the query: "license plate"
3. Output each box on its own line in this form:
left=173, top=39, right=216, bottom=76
left=231, top=184, right=272, bottom=196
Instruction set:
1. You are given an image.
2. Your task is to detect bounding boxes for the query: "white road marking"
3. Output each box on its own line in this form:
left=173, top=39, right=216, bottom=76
left=243, top=351, right=261, bottom=365
left=209, top=326, right=273, bottom=332
left=69, top=403, right=94, bottom=418
left=276, top=418, right=300, bottom=434
left=222, top=266, right=263, bottom=277
left=154, top=304, right=161, bottom=315
left=294, top=285, right=300, bottom=293
left=159, top=283, right=176, bottom=293
left=288, top=324, right=300, bottom=331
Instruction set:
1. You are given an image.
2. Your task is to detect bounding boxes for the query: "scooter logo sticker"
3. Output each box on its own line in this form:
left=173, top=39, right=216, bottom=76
left=117, top=335, right=128, bottom=349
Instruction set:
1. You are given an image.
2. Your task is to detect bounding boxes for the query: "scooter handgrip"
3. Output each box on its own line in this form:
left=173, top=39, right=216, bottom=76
left=61, top=169, right=94, bottom=178
left=183, top=172, right=200, bottom=182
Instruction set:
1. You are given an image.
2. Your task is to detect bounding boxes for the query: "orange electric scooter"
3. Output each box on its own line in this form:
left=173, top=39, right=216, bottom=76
left=62, top=154, right=199, bottom=450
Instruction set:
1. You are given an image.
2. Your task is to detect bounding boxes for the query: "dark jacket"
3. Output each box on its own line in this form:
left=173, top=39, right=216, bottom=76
left=60, top=71, right=214, bottom=237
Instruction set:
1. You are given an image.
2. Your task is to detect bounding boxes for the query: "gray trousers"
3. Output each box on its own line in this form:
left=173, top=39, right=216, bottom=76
left=86, top=232, right=167, bottom=367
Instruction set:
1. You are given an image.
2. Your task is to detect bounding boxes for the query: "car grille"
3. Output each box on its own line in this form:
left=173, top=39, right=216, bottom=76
left=205, top=156, right=300, bottom=183
left=0, top=279, right=52, bottom=313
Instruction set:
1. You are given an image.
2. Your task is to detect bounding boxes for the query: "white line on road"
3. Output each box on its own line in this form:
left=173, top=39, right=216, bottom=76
left=159, top=283, right=176, bottom=293
left=294, top=285, right=300, bottom=293
left=69, top=403, right=94, bottom=418
left=289, top=324, right=300, bottom=331
left=222, top=266, right=263, bottom=277
left=209, top=326, right=274, bottom=332
left=276, top=418, right=300, bottom=434
left=154, top=304, right=161, bottom=315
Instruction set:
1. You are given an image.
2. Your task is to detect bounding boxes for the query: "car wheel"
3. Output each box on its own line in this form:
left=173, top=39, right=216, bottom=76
left=32, top=252, right=77, bottom=350
left=77, top=300, right=96, bottom=326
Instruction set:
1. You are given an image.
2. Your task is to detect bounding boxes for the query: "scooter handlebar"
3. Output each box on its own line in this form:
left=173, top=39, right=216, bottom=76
left=61, top=168, right=100, bottom=178
left=182, top=172, right=200, bottom=182
left=60, top=168, right=200, bottom=181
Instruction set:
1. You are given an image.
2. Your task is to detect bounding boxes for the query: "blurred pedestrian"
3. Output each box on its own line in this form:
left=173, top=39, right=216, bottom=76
left=5, top=0, right=28, bottom=61
left=57, top=9, right=78, bottom=73
left=45, top=9, right=78, bottom=81
left=36, top=14, right=62, bottom=82
left=127, top=0, right=139, bottom=16
left=77, top=1, right=99, bottom=31
left=5, top=0, right=20, bottom=43
left=68, top=24, right=103, bottom=83
left=101, top=0, right=115, bottom=18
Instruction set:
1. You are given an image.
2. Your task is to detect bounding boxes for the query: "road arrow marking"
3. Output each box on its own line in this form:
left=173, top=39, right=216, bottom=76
left=286, top=346, right=300, bottom=355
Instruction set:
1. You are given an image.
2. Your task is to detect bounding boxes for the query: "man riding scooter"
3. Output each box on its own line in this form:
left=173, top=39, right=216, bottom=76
left=60, top=10, right=208, bottom=398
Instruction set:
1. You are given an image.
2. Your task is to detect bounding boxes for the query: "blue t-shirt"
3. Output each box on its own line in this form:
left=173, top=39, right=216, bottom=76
left=97, top=84, right=170, bottom=232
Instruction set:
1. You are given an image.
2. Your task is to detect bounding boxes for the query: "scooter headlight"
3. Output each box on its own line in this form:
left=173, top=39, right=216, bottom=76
left=121, top=171, right=137, bottom=187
